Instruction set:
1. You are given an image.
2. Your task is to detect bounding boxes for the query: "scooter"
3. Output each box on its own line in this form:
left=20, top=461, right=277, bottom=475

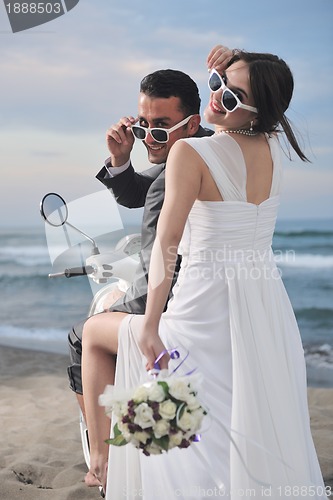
left=40, top=192, right=141, bottom=485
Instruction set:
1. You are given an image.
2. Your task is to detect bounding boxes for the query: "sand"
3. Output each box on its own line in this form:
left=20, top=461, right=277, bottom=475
left=0, top=346, right=99, bottom=500
left=0, top=345, right=332, bottom=500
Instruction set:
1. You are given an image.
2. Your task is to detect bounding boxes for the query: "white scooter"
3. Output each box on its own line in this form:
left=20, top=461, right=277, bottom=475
left=40, top=192, right=141, bottom=489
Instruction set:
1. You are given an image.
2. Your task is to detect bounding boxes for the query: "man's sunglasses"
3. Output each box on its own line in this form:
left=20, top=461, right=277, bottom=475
left=131, top=115, right=194, bottom=144
left=208, top=69, right=258, bottom=114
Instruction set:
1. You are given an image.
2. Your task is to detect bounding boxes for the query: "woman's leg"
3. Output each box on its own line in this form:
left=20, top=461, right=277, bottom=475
left=81, top=311, right=128, bottom=491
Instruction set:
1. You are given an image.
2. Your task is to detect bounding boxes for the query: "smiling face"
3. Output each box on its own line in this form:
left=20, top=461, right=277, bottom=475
left=137, top=93, right=199, bottom=164
left=204, top=60, right=257, bottom=131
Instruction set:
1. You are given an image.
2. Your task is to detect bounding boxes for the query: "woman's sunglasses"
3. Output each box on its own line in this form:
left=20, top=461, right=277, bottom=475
left=208, top=69, right=258, bottom=114
left=131, top=115, right=193, bottom=144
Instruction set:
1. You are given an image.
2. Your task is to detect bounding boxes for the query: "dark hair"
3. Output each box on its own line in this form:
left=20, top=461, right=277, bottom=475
left=140, top=69, right=201, bottom=116
left=227, top=52, right=309, bottom=161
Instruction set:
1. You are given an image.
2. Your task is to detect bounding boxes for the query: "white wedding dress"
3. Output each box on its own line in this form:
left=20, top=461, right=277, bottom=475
left=105, top=133, right=327, bottom=499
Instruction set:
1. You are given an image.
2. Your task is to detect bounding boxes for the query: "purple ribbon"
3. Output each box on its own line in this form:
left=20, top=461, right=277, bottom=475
left=153, top=347, right=180, bottom=370
left=153, top=346, right=197, bottom=376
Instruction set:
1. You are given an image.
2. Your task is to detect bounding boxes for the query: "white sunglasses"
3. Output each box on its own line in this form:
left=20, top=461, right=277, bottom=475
left=131, top=115, right=194, bottom=143
left=208, top=69, right=258, bottom=113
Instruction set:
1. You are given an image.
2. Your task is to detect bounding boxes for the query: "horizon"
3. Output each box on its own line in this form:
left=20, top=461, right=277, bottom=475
left=1, top=216, right=332, bottom=230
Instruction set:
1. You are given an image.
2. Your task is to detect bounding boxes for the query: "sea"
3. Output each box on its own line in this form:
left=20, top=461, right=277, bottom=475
left=0, top=217, right=332, bottom=388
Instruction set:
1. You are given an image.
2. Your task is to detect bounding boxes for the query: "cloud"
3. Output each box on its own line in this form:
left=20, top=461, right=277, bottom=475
left=0, top=2, right=247, bottom=135
left=1, top=54, right=87, bottom=84
left=0, top=0, right=332, bottom=226
left=153, top=26, right=244, bottom=53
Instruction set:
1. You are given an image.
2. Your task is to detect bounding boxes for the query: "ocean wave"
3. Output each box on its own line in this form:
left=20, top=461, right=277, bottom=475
left=275, top=253, right=333, bottom=268
left=0, top=324, right=67, bottom=341
left=0, top=270, right=49, bottom=280
left=274, top=229, right=333, bottom=238
left=0, top=242, right=102, bottom=267
left=295, top=307, right=333, bottom=323
left=0, top=246, right=53, bottom=266
left=0, top=325, right=68, bottom=355
left=2, top=250, right=333, bottom=271
left=304, top=344, right=333, bottom=370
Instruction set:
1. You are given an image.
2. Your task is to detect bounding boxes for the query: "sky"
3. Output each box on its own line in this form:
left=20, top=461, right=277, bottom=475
left=1, top=0, right=332, bottom=227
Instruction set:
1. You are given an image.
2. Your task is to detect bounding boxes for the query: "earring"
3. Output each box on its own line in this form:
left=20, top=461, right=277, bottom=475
left=250, top=120, right=254, bottom=132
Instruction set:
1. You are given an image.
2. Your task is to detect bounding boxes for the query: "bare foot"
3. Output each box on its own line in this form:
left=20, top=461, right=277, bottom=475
left=85, top=461, right=108, bottom=493
left=85, top=470, right=101, bottom=487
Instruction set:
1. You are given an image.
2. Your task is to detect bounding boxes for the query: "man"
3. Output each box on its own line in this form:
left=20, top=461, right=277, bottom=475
left=68, top=69, right=214, bottom=396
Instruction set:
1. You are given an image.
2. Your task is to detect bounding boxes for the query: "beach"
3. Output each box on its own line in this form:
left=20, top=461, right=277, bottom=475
left=0, top=346, right=332, bottom=499
left=0, top=346, right=100, bottom=500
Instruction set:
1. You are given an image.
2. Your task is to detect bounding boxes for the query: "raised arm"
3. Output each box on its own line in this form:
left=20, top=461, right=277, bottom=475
left=96, top=162, right=164, bottom=208
left=138, top=140, right=203, bottom=370
left=95, top=115, right=163, bottom=208
left=207, top=44, right=234, bottom=73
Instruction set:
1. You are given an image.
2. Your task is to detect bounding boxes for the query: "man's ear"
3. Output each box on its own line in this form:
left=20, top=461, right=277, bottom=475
left=188, top=114, right=201, bottom=136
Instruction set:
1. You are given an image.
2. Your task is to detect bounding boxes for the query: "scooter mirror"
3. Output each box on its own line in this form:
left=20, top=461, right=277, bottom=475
left=40, top=192, right=68, bottom=227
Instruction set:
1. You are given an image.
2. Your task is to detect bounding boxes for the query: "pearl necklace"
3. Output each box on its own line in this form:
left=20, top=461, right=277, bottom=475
left=217, top=129, right=258, bottom=137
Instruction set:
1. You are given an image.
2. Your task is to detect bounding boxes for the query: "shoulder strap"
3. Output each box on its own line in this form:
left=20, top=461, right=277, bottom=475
left=182, top=135, right=247, bottom=201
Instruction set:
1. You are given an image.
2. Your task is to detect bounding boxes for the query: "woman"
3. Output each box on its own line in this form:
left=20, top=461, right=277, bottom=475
left=83, top=49, right=327, bottom=499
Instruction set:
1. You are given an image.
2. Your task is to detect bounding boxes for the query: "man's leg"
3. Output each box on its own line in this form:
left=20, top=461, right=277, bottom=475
left=67, top=318, right=87, bottom=418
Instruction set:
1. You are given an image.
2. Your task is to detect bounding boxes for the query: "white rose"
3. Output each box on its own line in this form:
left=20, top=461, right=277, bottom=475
left=148, top=382, right=165, bottom=402
left=177, top=410, right=195, bottom=432
left=191, top=408, right=205, bottom=431
left=133, top=430, right=150, bottom=444
left=111, top=400, right=128, bottom=418
left=187, top=373, right=204, bottom=393
left=159, top=400, right=177, bottom=420
left=169, top=431, right=183, bottom=449
left=122, top=401, right=130, bottom=414
left=145, top=442, right=162, bottom=455
left=168, top=379, right=191, bottom=402
left=104, top=401, right=117, bottom=417
left=186, top=393, right=201, bottom=411
left=153, top=419, right=170, bottom=439
left=133, top=385, right=149, bottom=402
left=134, top=403, right=155, bottom=429
left=117, top=421, right=131, bottom=441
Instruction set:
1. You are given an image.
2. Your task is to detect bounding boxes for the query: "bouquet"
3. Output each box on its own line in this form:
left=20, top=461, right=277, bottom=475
left=99, top=370, right=207, bottom=456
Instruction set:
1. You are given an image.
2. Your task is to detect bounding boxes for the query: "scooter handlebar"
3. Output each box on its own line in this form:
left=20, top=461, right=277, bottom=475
left=48, top=265, right=95, bottom=278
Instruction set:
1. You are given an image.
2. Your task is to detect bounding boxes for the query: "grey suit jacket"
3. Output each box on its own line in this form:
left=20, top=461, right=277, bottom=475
left=96, top=126, right=214, bottom=314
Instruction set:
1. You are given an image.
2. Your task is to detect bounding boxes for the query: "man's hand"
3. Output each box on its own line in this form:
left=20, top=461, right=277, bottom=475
left=106, top=116, right=137, bottom=167
left=207, top=45, right=234, bottom=74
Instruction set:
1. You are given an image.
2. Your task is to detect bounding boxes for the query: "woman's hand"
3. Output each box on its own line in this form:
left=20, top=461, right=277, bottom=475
left=138, top=324, right=169, bottom=371
left=207, top=44, right=234, bottom=73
